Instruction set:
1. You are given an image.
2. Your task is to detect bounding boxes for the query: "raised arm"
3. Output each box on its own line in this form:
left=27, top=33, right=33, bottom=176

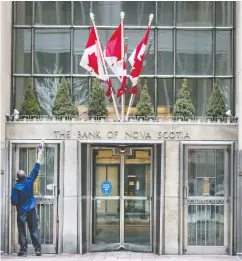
left=28, top=151, right=42, bottom=183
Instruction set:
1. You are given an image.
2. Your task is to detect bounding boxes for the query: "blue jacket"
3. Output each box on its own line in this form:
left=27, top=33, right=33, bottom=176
left=11, top=162, right=40, bottom=214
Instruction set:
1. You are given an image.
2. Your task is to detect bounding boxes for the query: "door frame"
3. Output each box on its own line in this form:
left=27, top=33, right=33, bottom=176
left=179, top=141, right=235, bottom=255
left=6, top=140, right=64, bottom=254
left=90, top=146, right=153, bottom=252
left=77, top=140, right=165, bottom=255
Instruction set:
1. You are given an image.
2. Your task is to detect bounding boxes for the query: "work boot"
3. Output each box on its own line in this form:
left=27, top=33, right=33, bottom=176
left=35, top=249, right=42, bottom=256
left=17, top=251, right=27, bottom=257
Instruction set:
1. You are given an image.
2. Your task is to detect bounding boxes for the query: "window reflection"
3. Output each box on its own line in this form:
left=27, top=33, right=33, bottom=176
left=92, top=1, right=156, bottom=26
left=15, top=29, right=32, bottom=74
left=15, top=1, right=32, bottom=25
left=157, top=79, right=173, bottom=117
left=188, top=149, right=225, bottom=197
left=176, top=78, right=213, bottom=116
left=34, top=29, right=71, bottom=74
left=176, top=1, right=213, bottom=26
left=176, top=30, right=213, bottom=75
left=157, top=30, right=173, bottom=75
left=35, top=1, right=71, bottom=25
left=216, top=31, right=232, bottom=75
left=216, top=2, right=233, bottom=27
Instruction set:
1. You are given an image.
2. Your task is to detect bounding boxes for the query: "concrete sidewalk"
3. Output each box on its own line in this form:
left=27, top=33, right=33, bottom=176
left=1, top=252, right=240, bottom=261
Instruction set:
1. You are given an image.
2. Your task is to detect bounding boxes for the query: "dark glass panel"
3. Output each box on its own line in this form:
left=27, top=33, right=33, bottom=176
left=15, top=29, right=32, bottom=74
left=157, top=79, right=173, bottom=116
left=176, top=30, right=213, bottom=75
left=34, top=29, right=71, bottom=74
left=35, top=1, right=71, bottom=25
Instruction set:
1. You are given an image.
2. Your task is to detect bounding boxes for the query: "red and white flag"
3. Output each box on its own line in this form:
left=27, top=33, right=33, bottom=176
left=104, top=24, right=123, bottom=79
left=128, top=23, right=151, bottom=94
left=79, top=26, right=107, bottom=82
left=117, top=41, right=128, bottom=98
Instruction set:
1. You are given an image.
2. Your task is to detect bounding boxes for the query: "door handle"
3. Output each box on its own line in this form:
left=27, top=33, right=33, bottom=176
left=52, top=184, right=57, bottom=198
left=184, top=185, right=188, bottom=199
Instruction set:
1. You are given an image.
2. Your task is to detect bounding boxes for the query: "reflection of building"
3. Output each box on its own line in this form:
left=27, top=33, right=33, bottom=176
left=0, top=0, right=242, bottom=257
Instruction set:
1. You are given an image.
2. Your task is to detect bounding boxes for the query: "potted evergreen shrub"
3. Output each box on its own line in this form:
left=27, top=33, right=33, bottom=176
left=206, top=79, right=226, bottom=121
left=52, top=78, right=78, bottom=119
left=135, top=79, right=154, bottom=119
left=173, top=78, right=195, bottom=120
left=88, top=78, right=108, bottom=120
left=19, top=79, right=41, bottom=119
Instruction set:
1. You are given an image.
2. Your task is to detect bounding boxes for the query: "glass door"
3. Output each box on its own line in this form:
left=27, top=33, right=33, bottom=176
left=91, top=147, right=152, bottom=252
left=12, top=144, right=58, bottom=254
left=183, top=146, right=232, bottom=255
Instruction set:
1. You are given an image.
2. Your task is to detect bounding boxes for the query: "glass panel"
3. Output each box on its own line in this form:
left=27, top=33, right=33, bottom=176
left=124, top=78, right=155, bottom=117
left=19, top=148, right=27, bottom=173
left=35, top=1, right=71, bottom=25
left=157, top=30, right=173, bottom=75
left=15, top=29, right=32, bottom=74
left=34, top=77, right=71, bottom=116
left=124, top=200, right=150, bottom=244
left=188, top=205, right=224, bottom=246
left=218, top=78, right=232, bottom=112
left=157, top=79, right=173, bottom=117
left=93, top=149, right=120, bottom=197
left=92, top=1, right=155, bottom=26
left=187, top=148, right=226, bottom=247
left=34, top=29, right=71, bottom=74
left=93, top=199, right=120, bottom=244
left=15, top=1, right=32, bottom=25
left=73, top=78, right=89, bottom=116
left=176, top=1, right=213, bottom=26
left=124, top=149, right=151, bottom=198
left=74, top=1, right=91, bottom=25
left=216, top=2, right=233, bottom=27
left=157, top=2, right=174, bottom=26
left=216, top=31, right=232, bottom=75
left=14, top=77, right=31, bottom=112
left=176, top=78, right=213, bottom=116
left=73, top=29, right=90, bottom=74
left=216, top=149, right=225, bottom=197
left=176, top=30, right=213, bottom=75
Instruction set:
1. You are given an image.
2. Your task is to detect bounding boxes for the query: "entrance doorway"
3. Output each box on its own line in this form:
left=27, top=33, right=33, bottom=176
left=91, top=146, right=152, bottom=252
left=10, top=143, right=59, bottom=254
left=182, top=145, right=234, bottom=255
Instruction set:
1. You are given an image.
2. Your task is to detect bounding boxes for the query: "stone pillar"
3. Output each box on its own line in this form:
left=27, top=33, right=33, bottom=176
left=236, top=1, right=242, bottom=254
left=164, top=141, right=179, bottom=254
left=0, top=1, right=12, bottom=253
left=62, top=140, right=78, bottom=253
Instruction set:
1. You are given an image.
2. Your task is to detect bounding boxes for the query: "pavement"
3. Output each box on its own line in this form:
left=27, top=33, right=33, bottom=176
left=0, top=252, right=241, bottom=261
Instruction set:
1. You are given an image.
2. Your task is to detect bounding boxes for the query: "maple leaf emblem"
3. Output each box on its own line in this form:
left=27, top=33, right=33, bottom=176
left=88, top=52, right=98, bottom=75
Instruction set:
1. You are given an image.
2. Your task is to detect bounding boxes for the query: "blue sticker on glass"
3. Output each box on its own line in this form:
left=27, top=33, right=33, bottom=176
left=101, top=181, right=112, bottom=196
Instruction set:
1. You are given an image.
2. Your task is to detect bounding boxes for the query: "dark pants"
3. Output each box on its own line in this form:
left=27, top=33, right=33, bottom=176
left=17, top=208, right=41, bottom=253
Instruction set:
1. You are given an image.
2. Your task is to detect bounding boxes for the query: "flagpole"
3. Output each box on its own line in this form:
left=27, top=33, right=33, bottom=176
left=125, top=37, right=153, bottom=121
left=90, top=13, right=120, bottom=121
left=121, top=11, right=125, bottom=122
left=125, top=14, right=154, bottom=121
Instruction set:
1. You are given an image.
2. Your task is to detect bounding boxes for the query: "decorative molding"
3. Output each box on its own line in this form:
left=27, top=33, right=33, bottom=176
left=187, top=198, right=226, bottom=205
left=5, top=115, right=238, bottom=124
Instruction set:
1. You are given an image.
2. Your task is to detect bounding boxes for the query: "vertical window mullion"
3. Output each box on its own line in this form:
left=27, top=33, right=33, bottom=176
left=213, top=1, right=216, bottom=78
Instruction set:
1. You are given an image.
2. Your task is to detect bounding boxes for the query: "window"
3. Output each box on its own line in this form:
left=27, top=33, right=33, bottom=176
left=12, top=1, right=234, bottom=117
left=176, top=1, right=213, bottom=26
left=34, top=29, right=71, bottom=74
left=176, top=30, right=213, bottom=75
left=92, top=1, right=156, bottom=26
left=35, top=1, right=71, bottom=25
left=14, top=29, right=32, bottom=74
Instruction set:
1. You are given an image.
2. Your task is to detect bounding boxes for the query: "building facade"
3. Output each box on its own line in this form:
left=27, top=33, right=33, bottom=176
left=1, top=0, right=242, bottom=256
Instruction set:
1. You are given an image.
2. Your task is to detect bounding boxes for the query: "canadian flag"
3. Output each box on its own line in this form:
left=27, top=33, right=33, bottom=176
left=104, top=24, right=123, bottom=79
left=117, top=40, right=128, bottom=98
left=128, top=23, right=151, bottom=94
left=79, top=26, right=107, bottom=82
